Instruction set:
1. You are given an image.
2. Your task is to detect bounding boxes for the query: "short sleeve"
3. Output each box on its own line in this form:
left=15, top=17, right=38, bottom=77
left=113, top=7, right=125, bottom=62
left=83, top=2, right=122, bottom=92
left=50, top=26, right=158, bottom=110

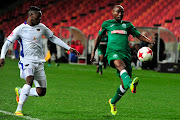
left=42, top=24, right=53, bottom=38
left=129, top=22, right=140, bottom=37
left=7, top=26, right=20, bottom=43
left=98, top=21, right=107, bottom=36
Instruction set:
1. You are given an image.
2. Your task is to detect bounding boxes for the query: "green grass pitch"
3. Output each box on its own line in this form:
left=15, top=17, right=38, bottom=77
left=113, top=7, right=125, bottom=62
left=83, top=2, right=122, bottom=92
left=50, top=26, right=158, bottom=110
left=0, top=58, right=180, bottom=120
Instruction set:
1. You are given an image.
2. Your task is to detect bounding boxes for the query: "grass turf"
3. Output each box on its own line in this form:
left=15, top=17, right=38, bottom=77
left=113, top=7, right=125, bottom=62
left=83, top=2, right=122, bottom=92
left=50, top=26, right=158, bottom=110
left=0, top=58, right=180, bottom=120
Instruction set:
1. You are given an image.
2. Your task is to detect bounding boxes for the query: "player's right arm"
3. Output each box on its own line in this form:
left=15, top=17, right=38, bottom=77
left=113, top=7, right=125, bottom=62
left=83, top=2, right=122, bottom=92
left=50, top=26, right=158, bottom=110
left=90, top=21, right=106, bottom=62
left=0, top=26, right=20, bottom=67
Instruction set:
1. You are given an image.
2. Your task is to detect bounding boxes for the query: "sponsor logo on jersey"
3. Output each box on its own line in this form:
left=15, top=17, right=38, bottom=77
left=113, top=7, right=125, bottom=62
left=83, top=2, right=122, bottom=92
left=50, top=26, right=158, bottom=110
left=111, top=30, right=127, bottom=34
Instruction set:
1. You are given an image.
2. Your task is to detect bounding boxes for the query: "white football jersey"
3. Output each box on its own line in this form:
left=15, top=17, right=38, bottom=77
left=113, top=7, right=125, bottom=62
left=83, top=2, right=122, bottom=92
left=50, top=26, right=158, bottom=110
left=7, top=22, right=53, bottom=62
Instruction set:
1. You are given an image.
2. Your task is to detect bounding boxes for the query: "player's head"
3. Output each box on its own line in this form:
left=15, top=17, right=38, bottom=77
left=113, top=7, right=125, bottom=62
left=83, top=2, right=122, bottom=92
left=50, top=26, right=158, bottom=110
left=28, top=6, right=42, bottom=26
left=112, top=5, right=124, bottom=22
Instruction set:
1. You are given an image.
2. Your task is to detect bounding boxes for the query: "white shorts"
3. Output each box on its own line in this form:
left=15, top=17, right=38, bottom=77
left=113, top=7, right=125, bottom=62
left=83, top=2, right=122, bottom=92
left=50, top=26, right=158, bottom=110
left=18, top=60, right=47, bottom=88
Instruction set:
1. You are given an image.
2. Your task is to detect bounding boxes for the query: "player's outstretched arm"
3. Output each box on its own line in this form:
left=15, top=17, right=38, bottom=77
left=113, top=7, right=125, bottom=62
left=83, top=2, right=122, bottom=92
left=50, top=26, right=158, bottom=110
left=49, top=35, right=71, bottom=50
left=90, top=34, right=102, bottom=62
left=49, top=35, right=80, bottom=56
left=137, top=34, right=155, bottom=44
left=69, top=48, right=80, bottom=56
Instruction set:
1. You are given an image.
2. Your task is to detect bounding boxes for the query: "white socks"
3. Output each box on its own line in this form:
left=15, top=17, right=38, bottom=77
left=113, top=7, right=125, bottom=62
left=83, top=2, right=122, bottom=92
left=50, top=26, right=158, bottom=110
left=29, top=88, right=39, bottom=97
left=16, top=84, right=31, bottom=111
left=16, top=85, right=39, bottom=112
left=99, top=61, right=103, bottom=65
left=18, top=87, right=39, bottom=97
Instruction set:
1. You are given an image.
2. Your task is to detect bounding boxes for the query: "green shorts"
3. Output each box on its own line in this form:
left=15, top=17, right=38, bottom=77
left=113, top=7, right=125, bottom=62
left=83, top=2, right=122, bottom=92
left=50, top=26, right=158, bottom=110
left=106, top=51, right=132, bottom=77
left=98, top=45, right=107, bottom=56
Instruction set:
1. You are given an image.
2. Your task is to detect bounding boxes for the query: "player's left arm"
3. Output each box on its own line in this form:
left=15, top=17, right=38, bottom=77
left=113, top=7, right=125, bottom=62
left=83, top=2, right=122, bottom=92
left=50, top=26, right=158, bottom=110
left=49, top=35, right=80, bottom=55
left=129, top=22, right=155, bottom=44
left=43, top=24, right=79, bottom=55
left=136, top=34, right=155, bottom=44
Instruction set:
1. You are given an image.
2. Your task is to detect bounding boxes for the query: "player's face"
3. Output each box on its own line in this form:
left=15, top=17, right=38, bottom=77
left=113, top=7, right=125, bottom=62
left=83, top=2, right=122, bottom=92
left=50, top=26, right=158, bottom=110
left=113, top=6, right=124, bottom=22
left=31, top=11, right=42, bottom=25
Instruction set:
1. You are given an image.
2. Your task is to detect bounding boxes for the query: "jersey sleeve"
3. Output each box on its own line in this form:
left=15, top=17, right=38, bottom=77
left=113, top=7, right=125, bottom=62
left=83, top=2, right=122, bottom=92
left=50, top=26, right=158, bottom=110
left=129, top=22, right=140, bottom=37
left=42, top=24, right=54, bottom=38
left=98, top=21, right=107, bottom=36
left=7, top=26, right=20, bottom=43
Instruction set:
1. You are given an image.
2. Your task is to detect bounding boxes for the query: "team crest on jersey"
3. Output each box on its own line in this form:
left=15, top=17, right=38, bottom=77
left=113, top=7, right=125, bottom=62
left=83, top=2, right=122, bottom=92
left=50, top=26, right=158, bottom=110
left=33, top=37, right=36, bottom=40
left=122, top=23, right=127, bottom=28
left=113, top=54, right=118, bottom=58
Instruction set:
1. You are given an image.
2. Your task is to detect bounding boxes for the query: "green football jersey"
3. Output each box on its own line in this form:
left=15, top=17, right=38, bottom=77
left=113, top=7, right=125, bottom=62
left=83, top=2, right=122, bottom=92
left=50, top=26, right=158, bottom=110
left=98, top=19, right=140, bottom=57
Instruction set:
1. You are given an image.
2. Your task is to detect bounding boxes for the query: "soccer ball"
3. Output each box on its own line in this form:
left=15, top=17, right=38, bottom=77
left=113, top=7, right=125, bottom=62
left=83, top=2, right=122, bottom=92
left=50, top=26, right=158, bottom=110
left=137, top=47, right=153, bottom=62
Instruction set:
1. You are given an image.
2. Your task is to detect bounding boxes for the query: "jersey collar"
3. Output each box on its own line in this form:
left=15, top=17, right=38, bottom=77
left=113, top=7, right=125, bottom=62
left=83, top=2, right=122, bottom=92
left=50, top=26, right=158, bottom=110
left=113, top=19, right=123, bottom=24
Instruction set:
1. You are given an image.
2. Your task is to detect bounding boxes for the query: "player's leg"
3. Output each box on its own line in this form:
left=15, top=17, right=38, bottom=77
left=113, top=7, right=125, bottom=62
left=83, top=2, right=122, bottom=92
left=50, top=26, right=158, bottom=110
left=97, top=48, right=103, bottom=74
left=110, top=77, right=127, bottom=104
left=98, top=55, right=104, bottom=75
left=48, top=59, right=51, bottom=66
left=15, top=75, right=34, bottom=116
left=15, top=80, right=46, bottom=98
left=32, top=62, right=47, bottom=96
left=15, top=62, right=37, bottom=116
left=109, top=77, right=127, bottom=116
left=114, top=60, right=132, bottom=89
left=114, top=60, right=139, bottom=93
left=53, top=49, right=59, bottom=66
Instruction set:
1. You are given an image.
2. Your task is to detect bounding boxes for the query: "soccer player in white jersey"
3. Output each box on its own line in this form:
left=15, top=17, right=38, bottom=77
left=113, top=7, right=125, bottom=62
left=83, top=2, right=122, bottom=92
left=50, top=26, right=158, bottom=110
left=0, top=6, right=79, bottom=116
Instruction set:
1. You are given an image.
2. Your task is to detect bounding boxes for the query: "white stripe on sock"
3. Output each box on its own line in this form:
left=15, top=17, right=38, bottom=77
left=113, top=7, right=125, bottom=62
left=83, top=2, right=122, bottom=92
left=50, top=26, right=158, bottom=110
left=120, top=69, right=127, bottom=76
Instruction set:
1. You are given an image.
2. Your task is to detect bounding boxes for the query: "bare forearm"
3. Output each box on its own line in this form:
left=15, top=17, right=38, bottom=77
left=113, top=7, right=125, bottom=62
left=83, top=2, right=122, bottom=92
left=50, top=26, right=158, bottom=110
left=137, top=34, right=154, bottom=44
left=92, top=35, right=102, bottom=54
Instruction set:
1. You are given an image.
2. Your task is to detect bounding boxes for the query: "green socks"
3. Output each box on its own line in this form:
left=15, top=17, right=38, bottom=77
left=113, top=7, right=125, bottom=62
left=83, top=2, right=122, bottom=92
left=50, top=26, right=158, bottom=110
left=111, top=70, right=132, bottom=104
left=120, top=69, right=132, bottom=90
left=111, top=85, right=127, bottom=104
left=99, top=61, right=103, bottom=70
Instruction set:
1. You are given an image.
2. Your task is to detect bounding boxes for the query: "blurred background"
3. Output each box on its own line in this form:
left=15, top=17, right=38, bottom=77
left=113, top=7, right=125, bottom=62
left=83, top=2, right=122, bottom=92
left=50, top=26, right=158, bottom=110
left=0, top=0, right=180, bottom=71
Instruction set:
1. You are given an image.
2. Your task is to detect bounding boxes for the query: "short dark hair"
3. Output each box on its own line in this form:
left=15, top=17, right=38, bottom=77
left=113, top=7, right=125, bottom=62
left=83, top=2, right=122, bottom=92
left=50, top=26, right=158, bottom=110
left=28, top=6, right=41, bottom=13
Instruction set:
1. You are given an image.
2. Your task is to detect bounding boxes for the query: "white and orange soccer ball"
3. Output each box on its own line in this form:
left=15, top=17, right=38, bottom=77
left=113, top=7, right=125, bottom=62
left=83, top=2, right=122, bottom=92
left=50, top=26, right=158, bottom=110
left=137, top=47, right=153, bottom=62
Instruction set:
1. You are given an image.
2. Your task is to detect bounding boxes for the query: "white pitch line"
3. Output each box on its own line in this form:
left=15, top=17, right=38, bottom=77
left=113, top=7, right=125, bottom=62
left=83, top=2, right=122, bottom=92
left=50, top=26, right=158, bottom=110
left=0, top=110, right=40, bottom=120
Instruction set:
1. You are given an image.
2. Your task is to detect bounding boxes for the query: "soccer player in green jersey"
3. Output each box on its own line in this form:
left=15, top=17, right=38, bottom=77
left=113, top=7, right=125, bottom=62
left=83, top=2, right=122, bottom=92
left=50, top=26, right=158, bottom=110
left=90, top=5, right=155, bottom=116
left=97, top=34, right=108, bottom=75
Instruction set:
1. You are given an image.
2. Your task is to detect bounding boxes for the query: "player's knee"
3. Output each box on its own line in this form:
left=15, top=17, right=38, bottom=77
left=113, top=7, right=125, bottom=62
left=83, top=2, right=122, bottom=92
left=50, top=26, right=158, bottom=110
left=26, top=76, right=34, bottom=86
left=37, top=88, right=46, bottom=96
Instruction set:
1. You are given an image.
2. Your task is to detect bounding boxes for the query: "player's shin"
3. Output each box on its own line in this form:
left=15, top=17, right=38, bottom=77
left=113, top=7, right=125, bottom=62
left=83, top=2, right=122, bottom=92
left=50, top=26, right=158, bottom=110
left=111, top=85, right=126, bottom=104
left=16, top=87, right=39, bottom=97
left=120, top=69, right=132, bottom=89
left=99, top=61, right=103, bottom=70
left=16, top=84, right=31, bottom=112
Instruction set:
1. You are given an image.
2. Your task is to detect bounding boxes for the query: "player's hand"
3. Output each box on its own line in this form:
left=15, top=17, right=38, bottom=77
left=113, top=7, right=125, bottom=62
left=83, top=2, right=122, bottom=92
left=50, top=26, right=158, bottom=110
left=0, top=59, right=5, bottom=67
left=149, top=39, right=155, bottom=44
left=90, top=52, right=95, bottom=62
left=69, top=48, right=80, bottom=56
